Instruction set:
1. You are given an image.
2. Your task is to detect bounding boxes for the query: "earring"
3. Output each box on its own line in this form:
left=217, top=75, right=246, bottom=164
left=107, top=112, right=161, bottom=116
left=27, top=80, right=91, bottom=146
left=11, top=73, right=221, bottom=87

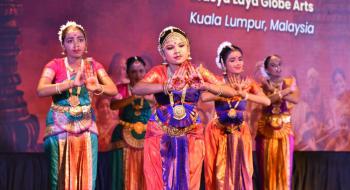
left=162, top=59, right=168, bottom=65
left=221, top=58, right=226, bottom=75
left=187, top=54, right=192, bottom=61
left=85, top=48, right=88, bottom=54
left=61, top=51, right=65, bottom=55
left=222, top=67, right=227, bottom=76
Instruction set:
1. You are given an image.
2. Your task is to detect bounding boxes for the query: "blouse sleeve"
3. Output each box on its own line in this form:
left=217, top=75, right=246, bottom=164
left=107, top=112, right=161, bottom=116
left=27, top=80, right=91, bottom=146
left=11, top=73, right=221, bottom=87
left=141, top=65, right=166, bottom=84
left=197, top=64, right=224, bottom=84
left=88, top=58, right=108, bottom=78
left=42, top=59, right=58, bottom=82
left=248, top=78, right=262, bottom=94
left=283, top=76, right=296, bottom=88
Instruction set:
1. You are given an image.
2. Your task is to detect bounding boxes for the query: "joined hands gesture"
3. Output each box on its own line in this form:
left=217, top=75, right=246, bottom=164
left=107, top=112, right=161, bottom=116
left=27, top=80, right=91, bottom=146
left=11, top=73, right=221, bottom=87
left=228, top=75, right=251, bottom=97
left=167, top=62, right=205, bottom=91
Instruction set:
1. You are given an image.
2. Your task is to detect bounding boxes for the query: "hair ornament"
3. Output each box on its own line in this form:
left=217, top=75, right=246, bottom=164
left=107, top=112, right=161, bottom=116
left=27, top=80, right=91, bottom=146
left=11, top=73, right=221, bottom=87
left=215, top=41, right=232, bottom=70
left=58, top=21, right=85, bottom=44
left=259, top=63, right=270, bottom=79
left=157, top=26, right=188, bottom=61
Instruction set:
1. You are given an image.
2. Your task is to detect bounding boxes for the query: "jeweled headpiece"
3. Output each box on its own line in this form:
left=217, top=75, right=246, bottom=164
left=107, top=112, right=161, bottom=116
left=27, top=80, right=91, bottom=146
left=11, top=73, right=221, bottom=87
left=58, top=21, right=85, bottom=44
left=157, top=26, right=189, bottom=58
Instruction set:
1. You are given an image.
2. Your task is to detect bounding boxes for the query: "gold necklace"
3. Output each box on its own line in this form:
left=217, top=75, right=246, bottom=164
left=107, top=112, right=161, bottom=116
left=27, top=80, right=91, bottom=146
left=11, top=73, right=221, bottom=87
left=64, top=57, right=83, bottom=107
left=268, top=79, right=283, bottom=114
left=227, top=99, right=240, bottom=118
left=169, top=84, right=188, bottom=120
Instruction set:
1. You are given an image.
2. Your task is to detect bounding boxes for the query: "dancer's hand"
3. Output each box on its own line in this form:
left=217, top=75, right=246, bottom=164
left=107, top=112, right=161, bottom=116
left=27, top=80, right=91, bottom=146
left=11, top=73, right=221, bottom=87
left=261, top=78, right=275, bottom=92
left=170, top=66, right=187, bottom=90
left=85, top=76, right=101, bottom=92
left=187, top=63, right=204, bottom=89
left=73, top=70, right=85, bottom=87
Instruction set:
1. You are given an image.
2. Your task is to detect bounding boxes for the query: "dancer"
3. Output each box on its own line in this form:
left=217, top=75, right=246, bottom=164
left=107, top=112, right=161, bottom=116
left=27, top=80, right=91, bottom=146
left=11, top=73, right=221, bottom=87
left=203, top=41, right=270, bottom=190
left=109, top=56, right=152, bottom=190
left=37, top=21, right=117, bottom=190
left=256, top=54, right=299, bottom=190
left=132, top=26, right=236, bottom=190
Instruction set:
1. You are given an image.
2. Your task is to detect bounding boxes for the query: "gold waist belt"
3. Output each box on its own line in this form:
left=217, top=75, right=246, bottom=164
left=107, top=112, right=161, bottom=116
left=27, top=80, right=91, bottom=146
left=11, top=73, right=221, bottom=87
left=266, top=114, right=291, bottom=128
left=51, top=104, right=91, bottom=116
left=215, top=119, right=242, bottom=134
left=154, top=112, right=198, bottom=136
left=119, top=120, right=147, bottom=134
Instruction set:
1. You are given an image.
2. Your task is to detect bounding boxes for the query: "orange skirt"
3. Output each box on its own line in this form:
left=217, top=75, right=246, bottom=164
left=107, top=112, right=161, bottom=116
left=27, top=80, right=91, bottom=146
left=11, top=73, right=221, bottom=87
left=204, top=119, right=253, bottom=190
left=143, top=121, right=204, bottom=190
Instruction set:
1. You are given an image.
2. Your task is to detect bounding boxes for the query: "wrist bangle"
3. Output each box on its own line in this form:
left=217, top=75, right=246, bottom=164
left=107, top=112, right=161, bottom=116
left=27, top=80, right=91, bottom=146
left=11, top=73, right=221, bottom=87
left=163, top=82, right=170, bottom=95
left=244, top=92, right=249, bottom=100
left=216, top=86, right=223, bottom=96
left=55, top=83, right=62, bottom=94
left=69, top=80, right=74, bottom=88
left=278, top=91, right=283, bottom=99
left=94, top=84, right=104, bottom=95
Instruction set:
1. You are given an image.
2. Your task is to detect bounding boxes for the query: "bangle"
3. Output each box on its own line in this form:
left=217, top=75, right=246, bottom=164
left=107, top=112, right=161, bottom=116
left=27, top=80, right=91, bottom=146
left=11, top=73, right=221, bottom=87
left=216, top=86, right=223, bottom=96
left=244, top=92, right=249, bottom=100
left=94, top=85, right=104, bottom=95
left=68, top=80, right=74, bottom=88
left=163, top=82, right=170, bottom=95
left=278, top=91, right=283, bottom=99
left=55, top=83, right=62, bottom=94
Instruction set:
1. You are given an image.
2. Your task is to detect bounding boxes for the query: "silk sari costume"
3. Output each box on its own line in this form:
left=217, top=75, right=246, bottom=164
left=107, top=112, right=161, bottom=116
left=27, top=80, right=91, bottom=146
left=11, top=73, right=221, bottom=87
left=110, top=83, right=151, bottom=190
left=43, top=58, right=104, bottom=190
left=256, top=77, right=296, bottom=190
left=204, top=78, right=260, bottom=190
left=142, top=63, right=220, bottom=190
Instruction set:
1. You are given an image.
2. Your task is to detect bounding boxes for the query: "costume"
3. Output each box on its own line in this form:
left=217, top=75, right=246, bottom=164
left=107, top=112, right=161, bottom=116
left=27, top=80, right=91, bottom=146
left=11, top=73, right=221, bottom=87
left=110, top=83, right=151, bottom=190
left=255, top=77, right=296, bottom=190
left=204, top=79, right=259, bottom=190
left=142, top=63, right=220, bottom=190
left=43, top=57, right=104, bottom=190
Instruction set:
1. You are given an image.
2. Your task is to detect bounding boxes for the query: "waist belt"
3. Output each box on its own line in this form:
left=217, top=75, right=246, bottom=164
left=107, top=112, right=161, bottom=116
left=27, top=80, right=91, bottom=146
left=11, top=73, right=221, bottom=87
left=51, top=103, right=91, bottom=116
left=119, top=120, right=147, bottom=134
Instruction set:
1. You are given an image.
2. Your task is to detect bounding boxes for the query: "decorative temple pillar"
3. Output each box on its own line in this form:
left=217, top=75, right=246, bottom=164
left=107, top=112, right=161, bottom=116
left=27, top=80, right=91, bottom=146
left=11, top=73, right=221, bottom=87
left=0, top=0, right=39, bottom=152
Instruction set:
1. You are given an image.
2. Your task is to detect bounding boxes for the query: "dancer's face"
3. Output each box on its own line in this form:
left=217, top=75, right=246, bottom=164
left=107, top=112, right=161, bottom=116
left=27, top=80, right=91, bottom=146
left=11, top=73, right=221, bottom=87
left=225, top=50, right=244, bottom=74
left=162, top=33, right=190, bottom=65
left=266, top=56, right=282, bottom=78
left=62, top=27, right=86, bottom=58
left=127, top=62, right=146, bottom=84
left=97, top=98, right=112, bottom=121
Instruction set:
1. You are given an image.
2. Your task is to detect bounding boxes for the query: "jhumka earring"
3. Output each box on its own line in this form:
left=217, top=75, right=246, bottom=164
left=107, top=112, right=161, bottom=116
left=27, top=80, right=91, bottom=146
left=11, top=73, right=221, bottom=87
left=187, top=54, right=192, bottom=60
left=162, top=58, right=168, bottom=65
left=188, top=48, right=192, bottom=60
left=85, top=48, right=88, bottom=54
left=61, top=51, right=65, bottom=55
left=221, top=58, right=227, bottom=75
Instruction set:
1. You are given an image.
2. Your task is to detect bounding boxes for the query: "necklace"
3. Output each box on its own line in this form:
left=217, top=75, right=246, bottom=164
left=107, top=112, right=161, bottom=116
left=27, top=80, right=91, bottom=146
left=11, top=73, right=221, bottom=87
left=268, top=79, right=283, bottom=114
left=268, top=79, right=282, bottom=92
left=227, top=99, right=240, bottom=118
left=169, top=84, right=188, bottom=120
left=64, top=57, right=84, bottom=107
left=128, top=84, right=144, bottom=116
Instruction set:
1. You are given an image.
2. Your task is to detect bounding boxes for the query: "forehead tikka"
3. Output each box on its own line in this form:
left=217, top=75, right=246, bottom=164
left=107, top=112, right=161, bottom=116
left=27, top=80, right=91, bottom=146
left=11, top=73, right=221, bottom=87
left=162, top=32, right=188, bottom=47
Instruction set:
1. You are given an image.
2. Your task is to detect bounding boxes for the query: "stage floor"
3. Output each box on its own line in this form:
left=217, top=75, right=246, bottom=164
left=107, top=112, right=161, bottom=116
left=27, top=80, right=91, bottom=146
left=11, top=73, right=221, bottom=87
left=1, top=151, right=350, bottom=190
